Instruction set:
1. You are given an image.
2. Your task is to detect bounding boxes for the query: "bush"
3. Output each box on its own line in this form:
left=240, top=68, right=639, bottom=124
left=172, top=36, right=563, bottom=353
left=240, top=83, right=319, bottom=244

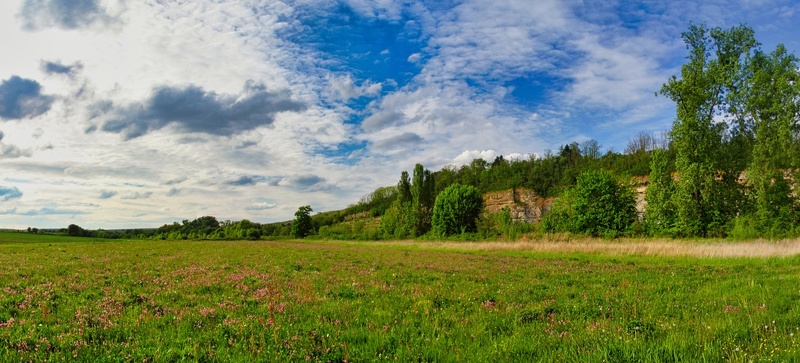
left=432, top=184, right=484, bottom=236
left=571, top=171, right=636, bottom=236
left=542, top=171, right=635, bottom=237
left=541, top=189, right=575, bottom=233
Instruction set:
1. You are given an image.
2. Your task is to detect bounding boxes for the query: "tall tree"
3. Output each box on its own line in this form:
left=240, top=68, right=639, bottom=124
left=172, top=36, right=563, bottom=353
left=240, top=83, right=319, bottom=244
left=741, top=44, right=800, bottom=232
left=410, top=163, right=435, bottom=236
left=291, top=205, right=314, bottom=238
left=380, top=170, right=416, bottom=238
left=659, top=24, right=757, bottom=237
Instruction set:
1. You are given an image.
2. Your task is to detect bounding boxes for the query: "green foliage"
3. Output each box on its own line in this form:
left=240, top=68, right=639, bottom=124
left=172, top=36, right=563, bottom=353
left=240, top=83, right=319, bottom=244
left=222, top=219, right=262, bottom=240
left=540, top=189, right=575, bottom=233
left=411, top=164, right=436, bottom=236
left=291, top=205, right=314, bottom=238
left=541, top=171, right=635, bottom=237
left=644, top=149, right=677, bottom=236
left=571, top=171, right=636, bottom=237
left=67, top=224, right=86, bottom=237
left=431, top=183, right=484, bottom=236
left=379, top=200, right=413, bottom=239
left=379, top=165, right=436, bottom=238
left=743, top=45, right=800, bottom=234
left=655, top=23, right=800, bottom=238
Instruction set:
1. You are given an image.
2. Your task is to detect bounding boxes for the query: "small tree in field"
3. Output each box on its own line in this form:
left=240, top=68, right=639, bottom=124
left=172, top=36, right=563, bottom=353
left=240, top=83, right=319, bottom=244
left=291, top=205, right=313, bottom=238
left=432, top=184, right=484, bottom=236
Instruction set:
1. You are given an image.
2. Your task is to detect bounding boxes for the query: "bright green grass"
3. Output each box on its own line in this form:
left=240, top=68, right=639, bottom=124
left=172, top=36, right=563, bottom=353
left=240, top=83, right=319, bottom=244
left=1, top=233, right=799, bottom=362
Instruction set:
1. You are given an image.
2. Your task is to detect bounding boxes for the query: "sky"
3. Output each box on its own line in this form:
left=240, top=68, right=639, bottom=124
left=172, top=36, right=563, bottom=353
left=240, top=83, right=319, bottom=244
left=1, top=0, right=799, bottom=229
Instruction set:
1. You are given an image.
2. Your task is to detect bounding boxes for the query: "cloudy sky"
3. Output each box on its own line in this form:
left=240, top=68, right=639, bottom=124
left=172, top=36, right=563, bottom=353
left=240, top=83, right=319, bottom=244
left=1, top=0, right=799, bottom=229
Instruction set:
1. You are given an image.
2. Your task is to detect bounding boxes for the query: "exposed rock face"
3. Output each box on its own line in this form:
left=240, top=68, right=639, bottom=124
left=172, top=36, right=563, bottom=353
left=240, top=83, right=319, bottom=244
left=629, top=176, right=648, bottom=220
left=483, top=188, right=553, bottom=223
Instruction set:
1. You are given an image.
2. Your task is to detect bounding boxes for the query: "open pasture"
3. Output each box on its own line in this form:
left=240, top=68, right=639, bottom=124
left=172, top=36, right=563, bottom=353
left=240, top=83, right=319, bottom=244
left=1, top=233, right=799, bottom=362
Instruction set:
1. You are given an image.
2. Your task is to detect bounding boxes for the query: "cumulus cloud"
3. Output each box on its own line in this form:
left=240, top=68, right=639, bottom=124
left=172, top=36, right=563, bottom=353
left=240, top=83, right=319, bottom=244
left=327, top=74, right=382, bottom=101
left=98, top=190, right=117, bottom=199
left=361, top=111, right=406, bottom=132
left=100, top=81, right=307, bottom=139
left=372, top=132, right=423, bottom=151
left=19, top=0, right=118, bottom=31
left=0, top=76, right=54, bottom=120
left=41, top=60, right=84, bottom=77
left=226, top=175, right=263, bottom=186
left=120, top=192, right=152, bottom=200
left=267, top=174, right=331, bottom=191
left=449, top=150, right=536, bottom=167
left=245, top=202, right=277, bottom=210
left=163, top=177, right=187, bottom=186
left=0, top=186, right=23, bottom=201
left=286, top=175, right=326, bottom=188
left=450, top=150, right=501, bottom=166
left=0, top=143, right=34, bottom=159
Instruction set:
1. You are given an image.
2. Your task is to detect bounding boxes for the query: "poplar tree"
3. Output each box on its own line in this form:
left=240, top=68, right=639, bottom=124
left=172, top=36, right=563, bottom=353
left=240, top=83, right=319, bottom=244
left=741, top=45, right=800, bottom=233
left=658, top=24, right=757, bottom=237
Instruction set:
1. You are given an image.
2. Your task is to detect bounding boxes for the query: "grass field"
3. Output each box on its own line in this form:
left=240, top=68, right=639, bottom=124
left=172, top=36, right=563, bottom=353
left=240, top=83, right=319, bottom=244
left=1, top=232, right=799, bottom=362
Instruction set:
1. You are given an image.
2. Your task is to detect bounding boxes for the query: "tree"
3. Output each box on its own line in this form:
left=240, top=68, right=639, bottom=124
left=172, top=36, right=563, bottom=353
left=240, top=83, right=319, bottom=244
left=411, top=163, right=435, bottom=236
left=291, top=205, right=313, bottom=238
left=741, top=44, right=800, bottom=234
left=659, top=24, right=757, bottom=237
left=624, top=132, right=656, bottom=155
left=581, top=139, right=602, bottom=161
left=570, top=171, right=636, bottom=237
left=432, top=183, right=484, bottom=236
left=67, top=224, right=85, bottom=237
left=380, top=171, right=415, bottom=238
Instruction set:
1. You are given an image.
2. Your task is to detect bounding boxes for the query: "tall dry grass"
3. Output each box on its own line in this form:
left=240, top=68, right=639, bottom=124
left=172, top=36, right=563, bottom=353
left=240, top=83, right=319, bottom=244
left=368, top=237, right=800, bottom=258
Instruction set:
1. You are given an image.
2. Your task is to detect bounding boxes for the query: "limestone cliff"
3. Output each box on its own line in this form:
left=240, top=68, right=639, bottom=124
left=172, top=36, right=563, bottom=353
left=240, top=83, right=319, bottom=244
left=482, top=188, right=553, bottom=223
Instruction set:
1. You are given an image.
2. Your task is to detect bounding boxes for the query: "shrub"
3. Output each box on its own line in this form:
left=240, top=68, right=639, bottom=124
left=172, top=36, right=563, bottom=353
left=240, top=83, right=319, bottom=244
left=571, top=171, right=636, bottom=236
left=432, top=184, right=484, bottom=236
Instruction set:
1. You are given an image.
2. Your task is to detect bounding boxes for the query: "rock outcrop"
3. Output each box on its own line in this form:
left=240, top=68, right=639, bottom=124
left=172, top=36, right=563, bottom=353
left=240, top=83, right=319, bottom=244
left=483, top=188, right=553, bottom=223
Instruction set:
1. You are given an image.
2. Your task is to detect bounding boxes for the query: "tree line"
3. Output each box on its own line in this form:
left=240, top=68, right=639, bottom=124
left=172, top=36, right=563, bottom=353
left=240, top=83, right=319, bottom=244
left=44, top=24, right=799, bottom=241
left=314, top=24, right=800, bottom=240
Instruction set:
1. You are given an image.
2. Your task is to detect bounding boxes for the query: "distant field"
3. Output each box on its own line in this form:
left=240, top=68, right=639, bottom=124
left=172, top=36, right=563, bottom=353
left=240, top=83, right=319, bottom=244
left=1, top=233, right=799, bottom=362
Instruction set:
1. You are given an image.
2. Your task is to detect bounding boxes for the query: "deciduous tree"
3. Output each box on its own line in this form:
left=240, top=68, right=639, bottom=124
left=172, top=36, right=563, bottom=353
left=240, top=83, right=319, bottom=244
left=291, top=205, right=313, bottom=238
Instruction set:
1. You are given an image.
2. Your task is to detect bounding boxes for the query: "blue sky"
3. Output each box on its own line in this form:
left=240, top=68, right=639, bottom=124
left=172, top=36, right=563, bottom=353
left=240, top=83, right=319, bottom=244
left=1, top=0, right=799, bottom=229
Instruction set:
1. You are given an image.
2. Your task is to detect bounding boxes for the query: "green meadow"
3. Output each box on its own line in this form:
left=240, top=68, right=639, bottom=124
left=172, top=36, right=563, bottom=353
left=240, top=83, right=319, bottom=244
left=1, top=232, right=799, bottom=362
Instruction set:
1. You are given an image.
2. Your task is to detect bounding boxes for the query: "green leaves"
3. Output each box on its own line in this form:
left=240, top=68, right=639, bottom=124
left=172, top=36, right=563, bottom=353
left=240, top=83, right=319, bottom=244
left=657, top=23, right=800, bottom=238
left=571, top=171, right=636, bottom=237
left=431, top=184, right=484, bottom=236
left=291, top=205, right=313, bottom=238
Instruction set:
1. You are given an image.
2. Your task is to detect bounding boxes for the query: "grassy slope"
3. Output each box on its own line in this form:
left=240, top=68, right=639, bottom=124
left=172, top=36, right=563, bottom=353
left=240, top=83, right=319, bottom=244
left=1, top=233, right=799, bottom=362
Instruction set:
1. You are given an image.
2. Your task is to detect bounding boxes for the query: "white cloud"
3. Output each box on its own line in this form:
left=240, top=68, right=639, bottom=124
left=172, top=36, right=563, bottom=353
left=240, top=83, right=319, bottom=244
left=326, top=74, right=382, bottom=101
left=246, top=202, right=277, bottom=211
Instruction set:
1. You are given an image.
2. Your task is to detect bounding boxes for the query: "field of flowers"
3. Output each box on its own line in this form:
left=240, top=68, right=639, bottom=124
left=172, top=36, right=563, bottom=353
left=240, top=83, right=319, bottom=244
left=1, top=232, right=799, bottom=362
